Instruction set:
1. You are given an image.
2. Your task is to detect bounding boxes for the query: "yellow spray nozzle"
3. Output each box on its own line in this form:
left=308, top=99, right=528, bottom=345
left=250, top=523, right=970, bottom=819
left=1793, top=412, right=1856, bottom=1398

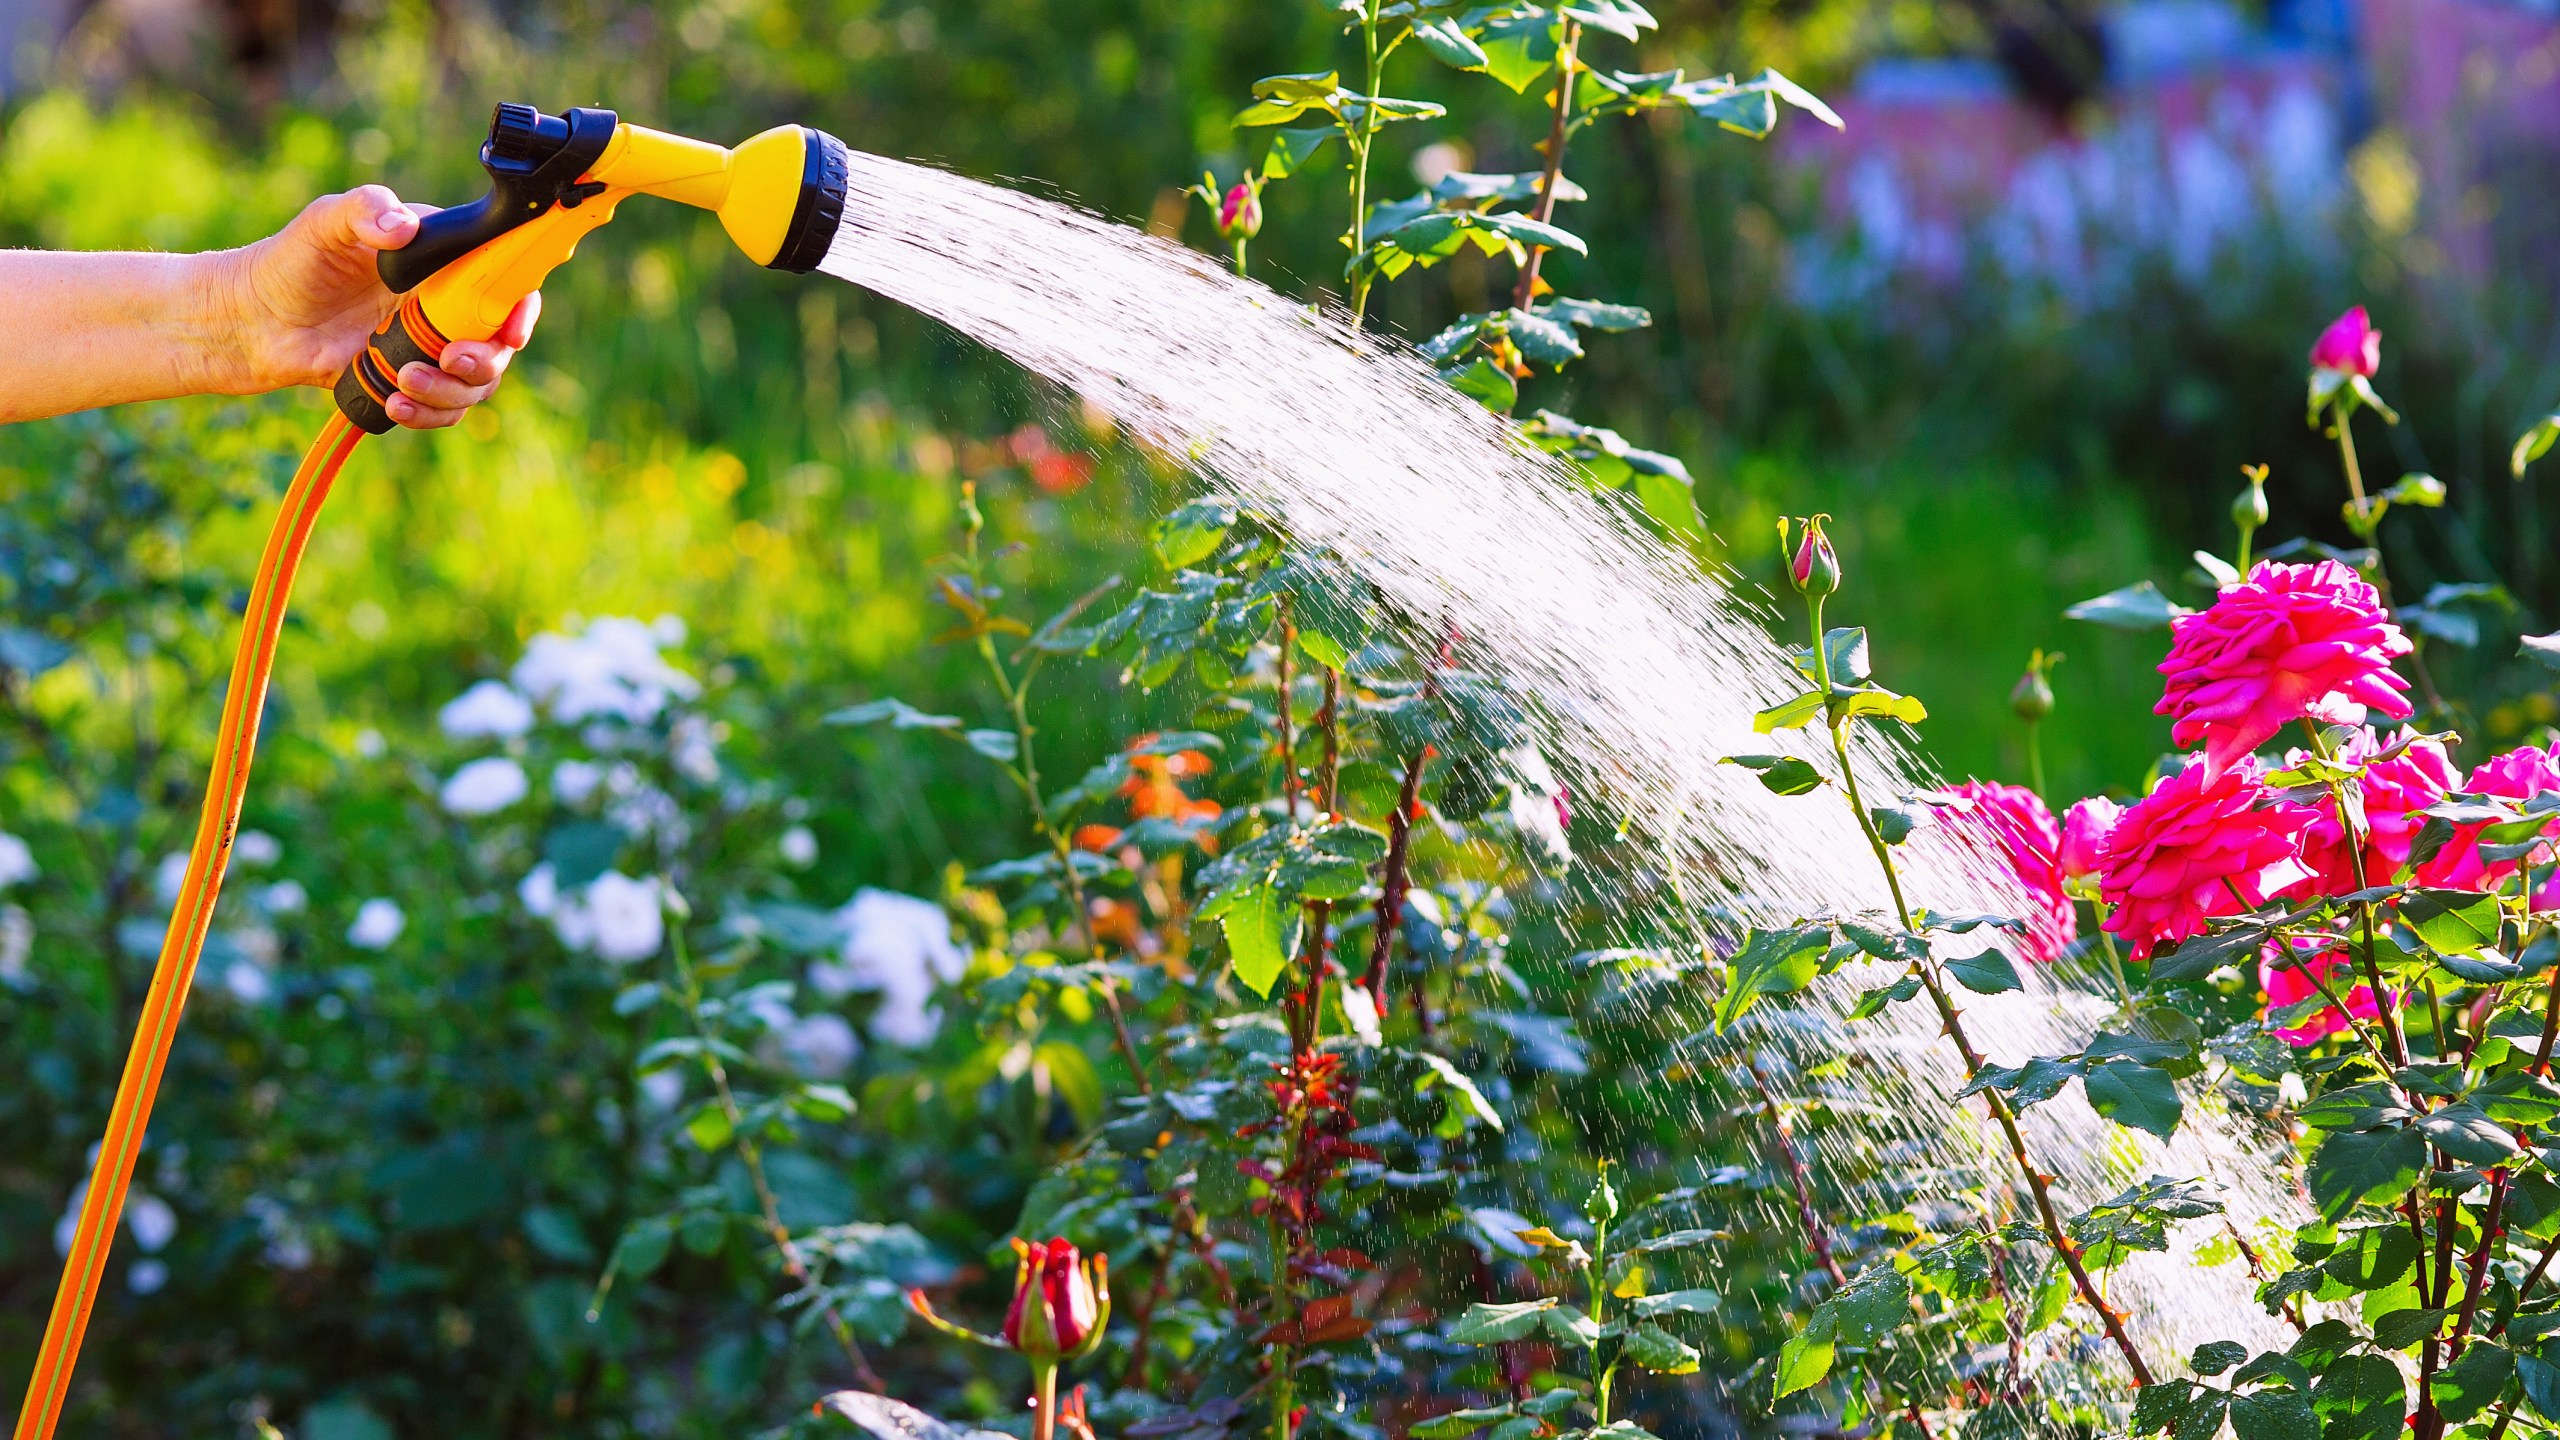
left=332, top=103, right=850, bottom=434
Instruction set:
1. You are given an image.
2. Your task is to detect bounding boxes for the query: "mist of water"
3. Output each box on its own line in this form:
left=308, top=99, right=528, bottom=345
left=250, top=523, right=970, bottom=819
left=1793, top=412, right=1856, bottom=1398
left=818, top=151, right=2302, bottom=1387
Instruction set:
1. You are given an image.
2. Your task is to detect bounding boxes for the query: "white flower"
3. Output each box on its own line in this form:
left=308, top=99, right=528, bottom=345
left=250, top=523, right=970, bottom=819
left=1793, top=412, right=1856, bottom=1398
left=671, top=714, right=721, bottom=784
left=778, top=1012, right=860, bottom=1079
left=552, top=870, right=662, bottom=964
left=650, top=614, right=687, bottom=647
left=127, top=1259, right=168, bottom=1295
left=1502, top=744, right=1574, bottom=869
left=346, top=898, right=405, bottom=951
left=438, top=679, right=535, bottom=740
left=551, top=760, right=604, bottom=805
left=0, top=904, right=31, bottom=987
left=511, top=617, right=699, bottom=726
left=230, top=830, right=282, bottom=868
left=223, top=961, right=274, bottom=1004
left=153, top=851, right=191, bottom=905
left=1339, top=980, right=1382, bottom=1046
left=440, top=756, right=530, bottom=816
left=0, top=831, right=39, bottom=889
left=779, top=825, right=818, bottom=868
left=518, top=863, right=559, bottom=918
left=258, top=881, right=307, bottom=916
left=638, top=1069, right=685, bottom=1113
left=125, top=1193, right=176, bottom=1253
left=354, top=728, right=386, bottom=759
left=811, top=888, right=966, bottom=1047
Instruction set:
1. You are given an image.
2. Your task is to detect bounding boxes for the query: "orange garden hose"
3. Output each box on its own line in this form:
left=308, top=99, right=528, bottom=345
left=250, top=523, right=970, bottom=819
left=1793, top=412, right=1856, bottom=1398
left=13, top=413, right=366, bottom=1440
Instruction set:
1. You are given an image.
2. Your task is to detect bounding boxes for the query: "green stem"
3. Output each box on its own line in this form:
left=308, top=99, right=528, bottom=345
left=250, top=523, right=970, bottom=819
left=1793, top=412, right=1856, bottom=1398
left=2334, top=404, right=2371, bottom=531
left=2024, top=718, right=2046, bottom=805
left=670, top=918, right=883, bottom=1389
left=1032, top=1360, right=1059, bottom=1440
left=1232, top=238, right=1249, bottom=277
left=2235, top=521, right=2257, bottom=574
left=1347, top=0, right=1384, bottom=325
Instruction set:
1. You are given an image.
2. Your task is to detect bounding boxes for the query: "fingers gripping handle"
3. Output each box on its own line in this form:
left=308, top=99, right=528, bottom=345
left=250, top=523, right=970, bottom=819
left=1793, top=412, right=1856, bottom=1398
left=332, top=295, right=448, bottom=435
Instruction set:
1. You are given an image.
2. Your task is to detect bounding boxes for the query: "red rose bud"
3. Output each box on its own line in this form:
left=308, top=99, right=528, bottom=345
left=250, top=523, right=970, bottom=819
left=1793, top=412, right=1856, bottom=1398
left=1784, top=514, right=1839, bottom=598
left=2310, top=305, right=2380, bottom=378
left=2010, top=662, right=2054, bottom=724
left=1002, top=1237, right=1109, bottom=1362
left=1216, top=180, right=1262, bottom=241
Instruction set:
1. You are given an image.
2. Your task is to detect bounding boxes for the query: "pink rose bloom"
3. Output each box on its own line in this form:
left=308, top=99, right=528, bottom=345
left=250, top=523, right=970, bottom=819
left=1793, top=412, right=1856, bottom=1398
left=2310, top=305, right=2381, bottom=378
left=2261, top=936, right=2392, bottom=1047
left=2283, top=729, right=2459, bottom=897
left=1944, top=780, right=2076, bottom=964
left=2098, top=760, right=2318, bottom=962
left=2057, top=796, right=2123, bottom=883
left=2424, top=743, right=2560, bottom=907
left=2155, top=560, right=2413, bottom=779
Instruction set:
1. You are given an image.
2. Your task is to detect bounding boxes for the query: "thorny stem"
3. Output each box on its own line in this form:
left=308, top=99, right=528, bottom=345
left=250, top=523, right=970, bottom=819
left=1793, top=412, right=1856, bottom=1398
left=962, top=490, right=1153, bottom=1093
left=1744, top=1056, right=1939, bottom=1436
left=2448, top=1167, right=2509, bottom=1356
left=1511, top=18, right=1581, bottom=313
left=2533, top=964, right=2560, bottom=1075
left=2222, top=1219, right=2306, bottom=1333
left=1277, top=601, right=1299, bottom=818
left=1364, top=748, right=1430, bottom=1007
left=668, top=919, right=885, bottom=1392
left=1810, top=594, right=2155, bottom=1387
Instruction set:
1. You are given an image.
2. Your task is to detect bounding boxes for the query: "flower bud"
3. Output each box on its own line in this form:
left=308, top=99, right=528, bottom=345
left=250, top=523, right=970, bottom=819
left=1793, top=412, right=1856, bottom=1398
left=1002, top=1237, right=1108, bottom=1363
left=2010, top=658, right=2054, bottom=724
left=2310, top=305, right=2380, bottom=379
left=1215, top=180, right=1262, bottom=241
left=2057, top=795, right=2122, bottom=885
left=1584, top=1164, right=1620, bottom=1226
left=1782, top=515, right=1839, bottom=599
left=2232, top=465, right=2270, bottom=530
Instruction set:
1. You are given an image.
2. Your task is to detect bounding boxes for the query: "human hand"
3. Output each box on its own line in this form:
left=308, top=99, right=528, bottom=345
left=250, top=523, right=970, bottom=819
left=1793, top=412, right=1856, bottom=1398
left=215, top=186, right=540, bottom=428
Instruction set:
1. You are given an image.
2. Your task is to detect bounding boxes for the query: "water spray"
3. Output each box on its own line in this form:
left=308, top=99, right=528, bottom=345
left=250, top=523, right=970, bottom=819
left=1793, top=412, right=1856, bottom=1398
left=13, top=102, right=856, bottom=1440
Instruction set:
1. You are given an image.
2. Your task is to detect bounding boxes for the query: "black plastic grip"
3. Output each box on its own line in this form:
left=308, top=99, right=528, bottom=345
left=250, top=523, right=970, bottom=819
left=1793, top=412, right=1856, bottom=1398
left=377, top=105, right=618, bottom=295
left=768, top=128, right=850, bottom=274
left=332, top=299, right=447, bottom=434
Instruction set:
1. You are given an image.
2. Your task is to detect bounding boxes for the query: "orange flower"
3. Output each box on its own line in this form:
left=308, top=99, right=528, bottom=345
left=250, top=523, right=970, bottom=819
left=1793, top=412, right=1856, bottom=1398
left=1072, top=823, right=1124, bottom=853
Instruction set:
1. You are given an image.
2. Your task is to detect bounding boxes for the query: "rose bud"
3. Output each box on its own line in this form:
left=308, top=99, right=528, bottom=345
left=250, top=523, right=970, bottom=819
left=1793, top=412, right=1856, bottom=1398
left=2010, top=659, right=2054, bottom=724
left=2310, top=305, right=2381, bottom=379
left=2232, top=466, right=2270, bottom=530
left=1215, top=180, right=1263, bottom=242
left=1783, top=514, right=1839, bottom=598
left=1003, top=1236, right=1109, bottom=1363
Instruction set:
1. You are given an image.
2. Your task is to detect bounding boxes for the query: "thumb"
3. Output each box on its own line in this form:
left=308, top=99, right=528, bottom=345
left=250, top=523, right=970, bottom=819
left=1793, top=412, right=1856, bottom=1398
left=316, top=184, right=421, bottom=253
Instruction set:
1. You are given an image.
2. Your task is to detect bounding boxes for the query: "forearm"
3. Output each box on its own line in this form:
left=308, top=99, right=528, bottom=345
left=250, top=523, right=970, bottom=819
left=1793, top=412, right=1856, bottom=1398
left=0, top=249, right=251, bottom=423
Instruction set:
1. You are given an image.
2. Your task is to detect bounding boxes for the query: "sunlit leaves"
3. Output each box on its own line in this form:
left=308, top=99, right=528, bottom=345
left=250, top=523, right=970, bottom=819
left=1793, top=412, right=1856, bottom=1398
left=2066, top=580, right=2193, bottom=630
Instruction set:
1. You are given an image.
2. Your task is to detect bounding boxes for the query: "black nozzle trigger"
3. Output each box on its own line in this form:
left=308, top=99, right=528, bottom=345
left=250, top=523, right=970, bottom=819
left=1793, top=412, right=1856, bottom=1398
left=376, top=106, right=618, bottom=295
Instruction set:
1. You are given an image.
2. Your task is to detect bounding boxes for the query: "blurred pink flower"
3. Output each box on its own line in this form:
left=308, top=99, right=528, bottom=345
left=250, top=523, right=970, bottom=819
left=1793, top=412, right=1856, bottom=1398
left=2285, top=729, right=2459, bottom=897
left=2261, top=937, right=2391, bottom=1047
left=2099, top=761, right=2317, bottom=962
left=2057, top=796, right=2122, bottom=884
left=2156, top=560, right=2413, bottom=778
left=2424, top=743, right=2560, bottom=908
left=1216, top=181, right=1263, bottom=240
left=2310, top=305, right=2381, bottom=378
left=1944, top=780, right=2075, bottom=964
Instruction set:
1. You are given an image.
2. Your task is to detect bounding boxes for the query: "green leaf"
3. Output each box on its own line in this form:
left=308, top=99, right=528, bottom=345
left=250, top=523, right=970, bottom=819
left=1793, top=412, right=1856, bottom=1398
left=1824, top=1266, right=1911, bottom=1343
left=2149, top=924, right=2273, bottom=985
left=1449, top=1298, right=1556, bottom=1344
left=1752, top=691, right=1825, bottom=734
left=1505, top=308, right=1584, bottom=366
left=1754, top=68, right=1844, bottom=129
left=1411, top=15, right=1489, bottom=69
left=1715, top=924, right=1831, bottom=1030
left=825, top=696, right=962, bottom=732
left=1946, top=949, right=2024, bottom=995
left=1721, top=753, right=1824, bottom=796
left=2133, top=1379, right=2196, bottom=1435
left=2401, top=889, right=2502, bottom=954
left=1630, top=1287, right=1719, bottom=1318
left=2307, top=1126, right=2429, bottom=1221
left=1845, top=976, right=1921, bottom=1020
left=2191, top=1340, right=2249, bottom=1376
left=1475, top=9, right=1561, bottom=92
left=1151, top=498, right=1237, bottom=570
left=2066, top=581, right=2193, bottom=630
left=964, top=729, right=1019, bottom=762
left=1219, top=881, right=1299, bottom=998
left=2514, top=413, right=2560, bottom=478
left=2312, top=1353, right=2406, bottom=1440
left=1771, top=1324, right=1834, bottom=1397
left=2226, top=1390, right=2318, bottom=1440
left=2381, top=472, right=2446, bottom=508
left=684, top=1104, right=734, bottom=1152
left=1444, top=357, right=1518, bottom=412
left=2520, top=1348, right=2560, bottom=1421
left=2526, top=632, right=2560, bottom=674
left=2085, top=1059, right=2183, bottom=1140
left=1542, top=1305, right=1601, bottom=1346
left=2435, top=1341, right=2515, bottom=1424
left=2321, top=1225, right=2417, bottom=1290
left=1410, top=1408, right=1513, bottom=1440
left=1830, top=687, right=1927, bottom=726
left=1869, top=800, right=1933, bottom=845
left=1621, top=1323, right=1699, bottom=1374
left=1262, top=125, right=1337, bottom=179
left=1538, top=298, right=1651, bottom=332
left=1415, top=1052, right=1504, bottom=1131
left=2417, top=1100, right=2520, bottom=1165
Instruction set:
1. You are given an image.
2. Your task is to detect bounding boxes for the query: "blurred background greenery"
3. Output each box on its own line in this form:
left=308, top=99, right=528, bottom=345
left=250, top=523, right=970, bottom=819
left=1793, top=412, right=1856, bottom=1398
left=4, top=0, right=2560, bottom=1434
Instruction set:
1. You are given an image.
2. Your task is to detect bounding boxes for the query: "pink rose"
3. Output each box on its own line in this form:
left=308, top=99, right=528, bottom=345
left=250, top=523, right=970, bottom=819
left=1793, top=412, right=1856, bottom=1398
left=2310, top=305, right=2381, bottom=378
left=2261, top=936, right=2393, bottom=1047
left=1944, top=780, right=2075, bottom=964
left=2058, top=797, right=2122, bottom=884
left=1216, top=180, right=1262, bottom=241
left=2098, top=760, right=2318, bottom=962
left=1783, top=514, right=1839, bottom=597
left=2155, top=560, right=2413, bottom=779
left=2423, top=743, right=2560, bottom=907
left=2283, top=729, right=2459, bottom=897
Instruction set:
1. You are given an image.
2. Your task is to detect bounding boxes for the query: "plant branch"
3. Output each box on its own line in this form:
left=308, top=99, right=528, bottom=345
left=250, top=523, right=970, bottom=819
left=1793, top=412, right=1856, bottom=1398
left=1511, top=19, right=1581, bottom=312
